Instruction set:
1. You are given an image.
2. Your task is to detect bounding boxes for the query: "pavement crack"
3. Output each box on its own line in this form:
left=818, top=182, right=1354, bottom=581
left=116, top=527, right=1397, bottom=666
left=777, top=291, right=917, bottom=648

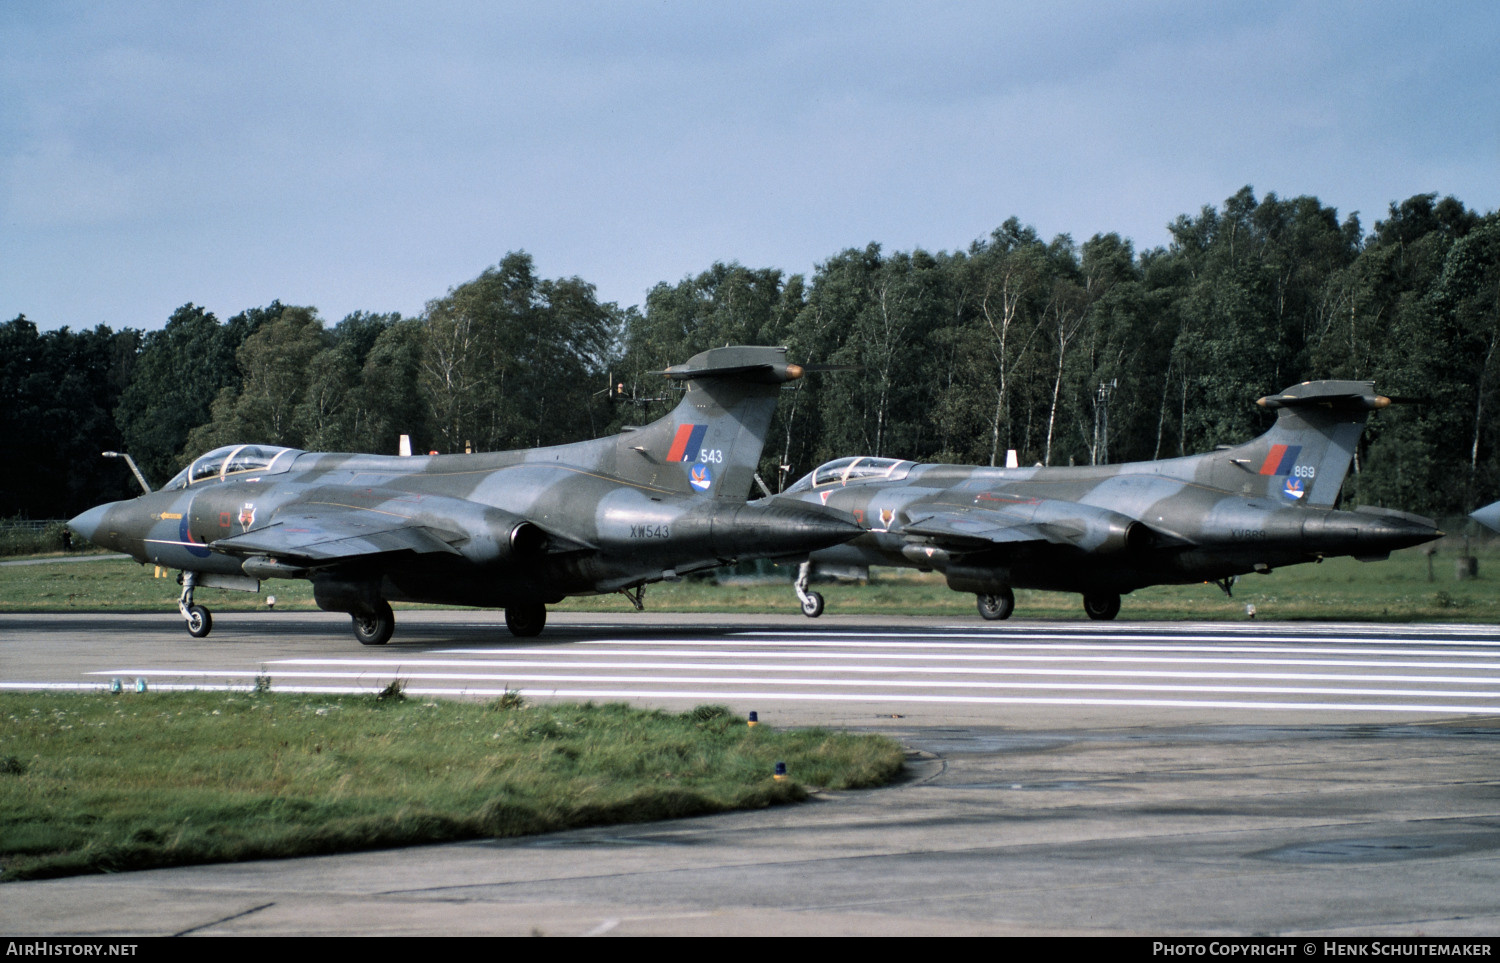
left=172, top=901, right=276, bottom=936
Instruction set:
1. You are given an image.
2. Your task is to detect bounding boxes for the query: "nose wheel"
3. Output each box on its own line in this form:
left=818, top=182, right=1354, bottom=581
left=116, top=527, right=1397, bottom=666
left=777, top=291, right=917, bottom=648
left=185, top=604, right=213, bottom=638
left=177, top=571, right=214, bottom=638
left=794, top=560, right=825, bottom=618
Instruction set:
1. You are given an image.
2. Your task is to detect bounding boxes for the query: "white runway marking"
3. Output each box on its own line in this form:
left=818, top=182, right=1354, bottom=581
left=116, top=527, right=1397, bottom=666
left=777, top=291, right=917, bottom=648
left=30, top=624, right=1500, bottom=715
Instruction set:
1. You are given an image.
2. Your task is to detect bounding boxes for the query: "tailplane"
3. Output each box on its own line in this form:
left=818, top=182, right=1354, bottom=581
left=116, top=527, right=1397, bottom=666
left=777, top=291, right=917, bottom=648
left=1223, top=380, right=1388, bottom=506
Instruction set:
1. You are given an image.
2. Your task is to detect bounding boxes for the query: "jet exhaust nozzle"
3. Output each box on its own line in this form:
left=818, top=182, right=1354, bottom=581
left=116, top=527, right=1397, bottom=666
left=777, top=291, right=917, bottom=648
left=717, top=502, right=864, bottom=558
left=1303, top=507, right=1443, bottom=555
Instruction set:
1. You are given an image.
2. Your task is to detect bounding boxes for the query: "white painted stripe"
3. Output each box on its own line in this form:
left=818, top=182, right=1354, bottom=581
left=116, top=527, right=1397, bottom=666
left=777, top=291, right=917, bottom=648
left=918, top=623, right=1500, bottom=637
left=298, top=650, right=1500, bottom=671
left=227, top=658, right=1500, bottom=686
left=5, top=680, right=1492, bottom=714
left=489, top=637, right=1500, bottom=658
left=736, top=631, right=1500, bottom=646
left=76, top=668, right=1500, bottom=701
left=0, top=682, right=114, bottom=692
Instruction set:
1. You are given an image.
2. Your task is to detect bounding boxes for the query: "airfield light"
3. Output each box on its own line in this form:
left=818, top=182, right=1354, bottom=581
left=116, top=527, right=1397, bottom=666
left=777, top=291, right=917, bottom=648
left=773, top=761, right=787, bottom=781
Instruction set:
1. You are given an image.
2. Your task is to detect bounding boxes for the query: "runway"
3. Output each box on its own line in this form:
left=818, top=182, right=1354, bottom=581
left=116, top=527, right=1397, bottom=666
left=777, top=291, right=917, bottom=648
left=8, top=611, right=1500, bottom=719
left=5, top=611, right=1500, bottom=935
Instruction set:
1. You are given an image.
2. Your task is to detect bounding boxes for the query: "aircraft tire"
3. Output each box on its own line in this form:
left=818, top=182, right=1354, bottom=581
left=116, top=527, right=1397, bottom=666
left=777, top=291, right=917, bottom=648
left=976, top=589, right=1014, bottom=621
left=185, top=605, right=213, bottom=638
left=506, top=602, right=547, bottom=637
left=1083, top=592, right=1121, bottom=621
left=800, top=590, right=825, bottom=618
left=352, top=601, right=395, bottom=646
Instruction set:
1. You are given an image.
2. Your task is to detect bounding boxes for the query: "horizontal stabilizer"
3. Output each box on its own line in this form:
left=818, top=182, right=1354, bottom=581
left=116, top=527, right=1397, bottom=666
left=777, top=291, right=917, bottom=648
left=653, top=346, right=804, bottom=384
left=1257, top=381, right=1389, bottom=411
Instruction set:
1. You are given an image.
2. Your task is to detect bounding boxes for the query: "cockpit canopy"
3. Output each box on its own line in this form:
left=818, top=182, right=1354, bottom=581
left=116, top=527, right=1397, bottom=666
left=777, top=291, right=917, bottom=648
left=162, top=445, right=302, bottom=490
left=784, top=456, right=913, bottom=494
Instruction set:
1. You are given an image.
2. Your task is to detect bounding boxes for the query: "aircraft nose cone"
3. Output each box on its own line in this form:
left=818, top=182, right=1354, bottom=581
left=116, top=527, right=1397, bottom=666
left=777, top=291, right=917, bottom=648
left=1472, top=501, right=1500, bottom=534
left=67, top=503, right=112, bottom=546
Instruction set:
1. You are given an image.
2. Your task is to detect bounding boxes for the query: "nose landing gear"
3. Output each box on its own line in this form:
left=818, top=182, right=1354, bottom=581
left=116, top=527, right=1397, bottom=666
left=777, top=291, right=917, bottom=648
left=177, top=571, right=213, bottom=638
left=794, top=560, right=825, bottom=618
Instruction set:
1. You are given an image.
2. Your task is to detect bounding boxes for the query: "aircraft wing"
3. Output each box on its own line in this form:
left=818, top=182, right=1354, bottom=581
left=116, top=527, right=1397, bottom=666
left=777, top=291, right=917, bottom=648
left=899, top=504, right=1182, bottom=555
left=900, top=509, right=1057, bottom=551
left=209, top=512, right=468, bottom=562
left=209, top=502, right=596, bottom=566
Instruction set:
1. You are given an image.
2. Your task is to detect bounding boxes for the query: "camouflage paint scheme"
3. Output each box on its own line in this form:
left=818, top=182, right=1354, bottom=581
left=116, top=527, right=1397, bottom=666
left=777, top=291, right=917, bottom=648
left=69, top=346, right=861, bottom=644
left=767, top=380, right=1442, bottom=621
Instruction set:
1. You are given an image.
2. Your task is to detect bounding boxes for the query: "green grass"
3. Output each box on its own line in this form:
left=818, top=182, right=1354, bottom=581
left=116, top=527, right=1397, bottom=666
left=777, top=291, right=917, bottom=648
left=0, top=691, right=905, bottom=881
left=7, top=538, right=1498, bottom=621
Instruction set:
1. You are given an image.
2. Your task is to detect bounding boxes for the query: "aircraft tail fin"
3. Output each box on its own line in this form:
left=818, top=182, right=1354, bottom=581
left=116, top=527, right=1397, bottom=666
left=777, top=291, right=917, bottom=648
left=614, top=346, right=803, bottom=500
left=1223, top=381, right=1388, bottom=506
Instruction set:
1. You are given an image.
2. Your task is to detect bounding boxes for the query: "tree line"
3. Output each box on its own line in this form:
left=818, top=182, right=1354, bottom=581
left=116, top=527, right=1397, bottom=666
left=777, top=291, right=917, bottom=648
left=4, top=188, right=1497, bottom=522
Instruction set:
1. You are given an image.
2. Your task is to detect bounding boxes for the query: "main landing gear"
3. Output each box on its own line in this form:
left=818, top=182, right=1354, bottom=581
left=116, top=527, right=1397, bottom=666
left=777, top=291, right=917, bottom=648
left=351, top=600, right=395, bottom=646
left=178, top=571, right=213, bottom=638
left=505, top=601, right=547, bottom=637
left=345, top=599, right=547, bottom=644
left=976, top=587, right=1015, bottom=620
left=794, top=560, right=824, bottom=618
left=1082, top=591, right=1121, bottom=621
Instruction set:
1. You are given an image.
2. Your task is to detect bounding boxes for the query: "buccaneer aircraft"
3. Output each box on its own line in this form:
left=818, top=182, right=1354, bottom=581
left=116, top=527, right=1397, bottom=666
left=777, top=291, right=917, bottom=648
left=69, top=346, right=861, bottom=644
left=770, top=380, right=1441, bottom=620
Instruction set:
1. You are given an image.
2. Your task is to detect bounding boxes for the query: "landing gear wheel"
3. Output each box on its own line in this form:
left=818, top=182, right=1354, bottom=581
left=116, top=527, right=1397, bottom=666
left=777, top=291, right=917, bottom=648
left=185, top=605, right=213, bottom=638
left=505, top=602, right=547, bottom=637
left=976, top=588, right=1014, bottom=621
left=794, top=560, right=825, bottom=618
left=352, top=600, right=395, bottom=646
left=1082, top=592, right=1121, bottom=621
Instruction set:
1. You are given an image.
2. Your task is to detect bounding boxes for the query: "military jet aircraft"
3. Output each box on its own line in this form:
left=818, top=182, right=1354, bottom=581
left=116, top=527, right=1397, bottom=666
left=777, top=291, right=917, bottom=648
left=68, top=346, right=861, bottom=645
left=769, top=379, right=1441, bottom=620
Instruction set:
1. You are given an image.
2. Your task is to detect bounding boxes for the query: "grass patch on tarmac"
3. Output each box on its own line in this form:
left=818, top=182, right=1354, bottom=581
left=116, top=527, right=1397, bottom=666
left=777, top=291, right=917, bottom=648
left=0, top=691, right=904, bottom=881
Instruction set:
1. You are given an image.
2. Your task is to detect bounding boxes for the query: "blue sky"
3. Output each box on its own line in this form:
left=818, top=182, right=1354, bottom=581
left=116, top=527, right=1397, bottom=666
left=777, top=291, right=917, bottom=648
left=4, top=1, right=1497, bottom=331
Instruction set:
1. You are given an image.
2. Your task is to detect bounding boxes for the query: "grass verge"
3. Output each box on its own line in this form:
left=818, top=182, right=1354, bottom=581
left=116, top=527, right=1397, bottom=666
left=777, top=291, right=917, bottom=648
left=0, top=691, right=905, bottom=881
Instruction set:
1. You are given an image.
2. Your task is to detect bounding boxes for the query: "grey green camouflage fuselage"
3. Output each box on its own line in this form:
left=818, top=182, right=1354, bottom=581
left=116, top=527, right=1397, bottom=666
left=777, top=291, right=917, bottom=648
left=767, top=380, right=1441, bottom=620
left=69, top=346, right=861, bottom=643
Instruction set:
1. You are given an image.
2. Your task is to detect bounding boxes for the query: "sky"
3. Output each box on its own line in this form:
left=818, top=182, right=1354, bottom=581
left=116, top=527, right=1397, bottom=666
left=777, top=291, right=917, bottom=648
left=3, top=1, right=1497, bottom=332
